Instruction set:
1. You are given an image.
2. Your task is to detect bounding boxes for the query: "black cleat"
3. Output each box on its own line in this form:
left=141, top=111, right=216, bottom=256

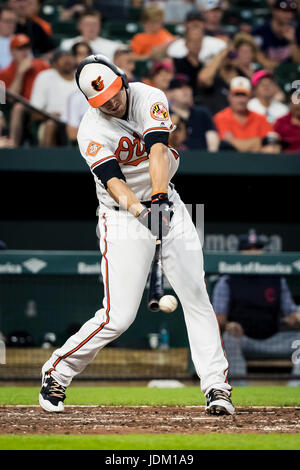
left=39, top=373, right=66, bottom=413
left=206, top=389, right=235, bottom=415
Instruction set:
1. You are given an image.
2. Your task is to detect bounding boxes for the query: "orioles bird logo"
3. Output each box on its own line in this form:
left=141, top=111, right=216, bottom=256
left=91, top=75, right=104, bottom=91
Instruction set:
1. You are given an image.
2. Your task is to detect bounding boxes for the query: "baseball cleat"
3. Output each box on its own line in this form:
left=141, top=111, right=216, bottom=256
left=39, top=373, right=66, bottom=412
left=205, top=389, right=235, bottom=416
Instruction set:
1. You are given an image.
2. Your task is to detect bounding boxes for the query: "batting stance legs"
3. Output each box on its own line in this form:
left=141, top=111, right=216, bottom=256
left=41, top=191, right=231, bottom=406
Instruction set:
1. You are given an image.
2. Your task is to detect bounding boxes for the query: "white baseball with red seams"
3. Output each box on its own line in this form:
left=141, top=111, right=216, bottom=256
left=42, top=81, right=231, bottom=398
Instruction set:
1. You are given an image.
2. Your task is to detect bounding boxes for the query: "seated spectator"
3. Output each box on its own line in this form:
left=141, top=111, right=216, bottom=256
left=252, top=0, right=300, bottom=71
left=0, top=5, right=17, bottom=70
left=143, top=60, right=174, bottom=92
left=60, top=9, right=123, bottom=60
left=274, top=88, right=300, bottom=152
left=230, top=33, right=260, bottom=80
left=214, top=76, right=273, bottom=152
left=167, top=10, right=226, bottom=65
left=30, top=50, right=76, bottom=147
left=248, top=70, right=289, bottom=124
left=0, top=110, right=13, bottom=148
left=212, top=231, right=300, bottom=386
left=168, top=112, right=188, bottom=151
left=71, top=41, right=92, bottom=65
left=167, top=76, right=219, bottom=151
left=113, top=48, right=137, bottom=83
left=172, top=28, right=204, bottom=100
left=26, top=0, right=52, bottom=36
left=0, top=34, right=49, bottom=146
left=130, top=4, right=176, bottom=60
left=63, top=41, right=92, bottom=143
left=261, top=132, right=287, bottom=153
left=8, top=0, right=55, bottom=56
left=201, top=0, right=229, bottom=42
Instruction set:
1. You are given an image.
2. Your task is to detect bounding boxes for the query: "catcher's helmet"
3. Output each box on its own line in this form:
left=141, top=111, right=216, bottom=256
left=76, top=54, right=128, bottom=108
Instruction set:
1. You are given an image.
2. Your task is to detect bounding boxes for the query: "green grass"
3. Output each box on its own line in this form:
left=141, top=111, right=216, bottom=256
left=0, top=386, right=300, bottom=407
left=0, top=434, right=300, bottom=450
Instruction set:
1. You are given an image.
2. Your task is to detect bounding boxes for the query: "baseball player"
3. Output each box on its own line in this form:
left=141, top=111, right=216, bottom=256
left=39, top=55, right=234, bottom=415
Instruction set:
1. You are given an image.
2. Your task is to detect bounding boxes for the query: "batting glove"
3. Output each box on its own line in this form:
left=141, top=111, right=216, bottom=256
left=137, top=193, right=174, bottom=239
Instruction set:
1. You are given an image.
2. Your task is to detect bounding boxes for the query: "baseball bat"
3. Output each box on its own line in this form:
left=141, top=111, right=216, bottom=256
left=147, top=239, right=164, bottom=312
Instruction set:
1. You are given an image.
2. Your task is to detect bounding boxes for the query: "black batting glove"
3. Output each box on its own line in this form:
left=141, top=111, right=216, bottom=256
left=137, top=193, right=174, bottom=239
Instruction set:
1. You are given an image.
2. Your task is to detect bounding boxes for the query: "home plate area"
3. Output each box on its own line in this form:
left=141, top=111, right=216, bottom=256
left=1, top=406, right=300, bottom=434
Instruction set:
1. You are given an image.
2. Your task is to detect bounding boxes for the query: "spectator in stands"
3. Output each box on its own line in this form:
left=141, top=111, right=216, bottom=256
left=201, top=0, right=229, bottom=42
left=0, top=110, right=13, bottom=148
left=172, top=29, right=204, bottom=100
left=212, top=230, right=300, bottom=386
left=253, top=0, right=300, bottom=71
left=131, top=4, right=176, bottom=60
left=63, top=41, right=92, bottom=143
left=0, top=5, right=17, bottom=70
left=0, top=34, right=49, bottom=146
left=26, top=0, right=52, bottom=36
left=168, top=112, right=188, bottom=151
left=167, top=10, right=226, bottom=65
left=143, top=59, right=174, bottom=92
left=8, top=0, right=55, bottom=56
left=261, top=132, right=287, bottom=153
left=248, top=70, right=289, bottom=124
left=167, top=76, right=219, bottom=151
left=274, top=88, right=300, bottom=152
left=60, top=9, right=123, bottom=60
left=113, top=48, right=137, bottom=82
left=214, top=77, right=273, bottom=152
left=230, top=33, right=260, bottom=80
left=30, top=50, right=76, bottom=147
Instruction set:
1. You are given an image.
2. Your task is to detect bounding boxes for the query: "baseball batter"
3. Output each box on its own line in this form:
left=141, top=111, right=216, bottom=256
left=39, top=55, right=234, bottom=415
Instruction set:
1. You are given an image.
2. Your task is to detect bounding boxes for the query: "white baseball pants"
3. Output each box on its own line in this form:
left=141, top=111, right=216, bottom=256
left=43, top=190, right=231, bottom=396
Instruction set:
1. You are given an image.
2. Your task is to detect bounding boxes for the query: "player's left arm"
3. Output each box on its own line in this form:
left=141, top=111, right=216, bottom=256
left=148, top=142, right=170, bottom=195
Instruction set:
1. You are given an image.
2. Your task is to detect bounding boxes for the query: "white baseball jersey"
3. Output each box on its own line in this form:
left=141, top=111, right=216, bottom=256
left=77, top=82, right=180, bottom=207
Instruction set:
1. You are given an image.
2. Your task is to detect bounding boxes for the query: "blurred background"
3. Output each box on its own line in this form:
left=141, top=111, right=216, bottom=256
left=0, top=0, right=300, bottom=386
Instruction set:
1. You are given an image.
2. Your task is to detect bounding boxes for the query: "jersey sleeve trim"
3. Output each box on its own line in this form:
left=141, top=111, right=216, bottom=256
left=90, top=155, right=116, bottom=170
left=143, top=126, right=170, bottom=137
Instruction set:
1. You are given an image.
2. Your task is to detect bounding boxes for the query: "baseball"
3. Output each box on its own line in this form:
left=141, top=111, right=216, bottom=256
left=159, top=295, right=178, bottom=313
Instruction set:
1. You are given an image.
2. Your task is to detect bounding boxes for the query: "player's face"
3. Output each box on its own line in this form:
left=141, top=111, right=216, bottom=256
left=99, top=88, right=127, bottom=118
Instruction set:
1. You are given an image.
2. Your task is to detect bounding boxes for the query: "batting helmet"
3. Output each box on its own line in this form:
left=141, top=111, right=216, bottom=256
left=76, top=54, right=128, bottom=108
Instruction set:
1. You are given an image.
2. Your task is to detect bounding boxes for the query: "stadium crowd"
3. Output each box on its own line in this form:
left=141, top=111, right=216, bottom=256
left=0, top=0, right=300, bottom=152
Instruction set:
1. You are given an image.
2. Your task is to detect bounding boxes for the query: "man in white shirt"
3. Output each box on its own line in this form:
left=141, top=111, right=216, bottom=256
left=31, top=50, right=77, bottom=146
left=167, top=10, right=226, bottom=64
left=60, top=9, right=123, bottom=61
left=0, top=6, right=17, bottom=69
left=248, top=70, right=289, bottom=124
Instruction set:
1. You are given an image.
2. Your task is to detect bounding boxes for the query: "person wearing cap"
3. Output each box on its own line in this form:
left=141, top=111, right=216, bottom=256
left=274, top=87, right=300, bottom=152
left=130, top=4, right=176, bottom=59
left=8, top=0, right=55, bottom=56
left=214, top=76, right=273, bottom=152
left=248, top=70, right=289, bottom=124
left=30, top=50, right=76, bottom=147
left=60, top=9, right=123, bottom=61
left=167, top=76, right=219, bottom=151
left=212, top=230, right=300, bottom=386
left=201, top=0, right=229, bottom=42
left=167, top=10, right=227, bottom=65
left=252, top=0, right=300, bottom=70
left=39, top=54, right=234, bottom=415
left=0, top=5, right=17, bottom=70
left=143, top=59, right=174, bottom=92
left=0, top=33, right=49, bottom=146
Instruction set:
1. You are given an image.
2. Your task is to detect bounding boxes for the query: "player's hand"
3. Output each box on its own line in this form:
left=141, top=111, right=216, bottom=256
left=137, top=193, right=174, bottom=239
